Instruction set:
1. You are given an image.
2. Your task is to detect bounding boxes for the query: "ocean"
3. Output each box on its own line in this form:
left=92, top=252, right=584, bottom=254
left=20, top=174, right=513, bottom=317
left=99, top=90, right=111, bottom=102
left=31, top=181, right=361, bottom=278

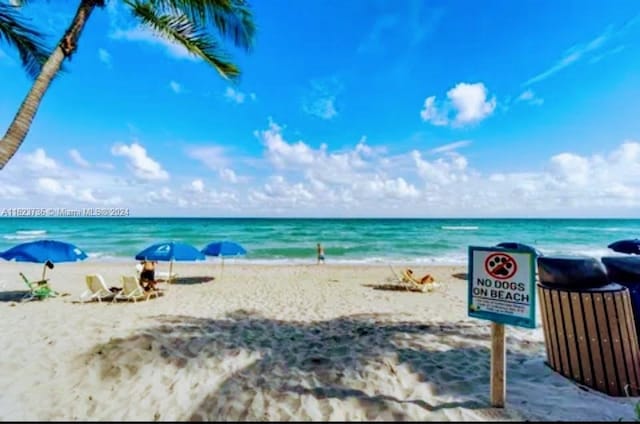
left=0, top=218, right=638, bottom=265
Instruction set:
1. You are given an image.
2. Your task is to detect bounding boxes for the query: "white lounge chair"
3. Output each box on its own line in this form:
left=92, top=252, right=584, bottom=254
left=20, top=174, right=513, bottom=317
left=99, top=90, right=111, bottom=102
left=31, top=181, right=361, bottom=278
left=114, top=275, right=161, bottom=302
left=80, top=274, right=116, bottom=303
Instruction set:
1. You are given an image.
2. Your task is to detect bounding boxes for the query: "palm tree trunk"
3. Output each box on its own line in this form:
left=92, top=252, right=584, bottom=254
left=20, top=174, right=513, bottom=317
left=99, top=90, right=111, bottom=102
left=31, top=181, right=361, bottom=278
left=0, top=0, right=101, bottom=170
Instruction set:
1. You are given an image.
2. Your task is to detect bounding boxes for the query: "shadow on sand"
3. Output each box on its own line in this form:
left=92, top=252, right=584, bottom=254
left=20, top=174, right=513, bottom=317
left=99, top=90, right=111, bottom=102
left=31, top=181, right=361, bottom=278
left=451, top=273, right=468, bottom=281
left=81, top=310, right=541, bottom=420
left=0, top=290, right=29, bottom=302
left=361, top=283, right=424, bottom=293
left=166, top=276, right=215, bottom=285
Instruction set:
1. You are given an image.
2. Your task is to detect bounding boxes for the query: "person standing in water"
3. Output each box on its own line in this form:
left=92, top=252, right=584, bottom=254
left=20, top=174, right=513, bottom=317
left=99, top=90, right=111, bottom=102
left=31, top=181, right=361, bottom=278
left=317, top=243, right=325, bottom=264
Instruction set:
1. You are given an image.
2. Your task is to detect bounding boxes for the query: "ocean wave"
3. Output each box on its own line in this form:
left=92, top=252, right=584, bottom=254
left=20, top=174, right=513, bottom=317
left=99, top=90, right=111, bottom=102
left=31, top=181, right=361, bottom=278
left=441, top=226, right=479, bottom=231
left=16, top=230, right=47, bottom=235
left=541, top=247, right=625, bottom=259
left=565, top=226, right=640, bottom=233
left=3, top=234, right=41, bottom=240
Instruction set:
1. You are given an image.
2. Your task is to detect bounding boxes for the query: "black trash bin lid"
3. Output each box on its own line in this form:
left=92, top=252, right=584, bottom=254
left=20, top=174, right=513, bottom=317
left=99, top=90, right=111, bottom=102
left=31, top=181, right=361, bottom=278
left=602, top=256, right=640, bottom=283
left=495, top=242, right=543, bottom=257
left=537, top=255, right=608, bottom=288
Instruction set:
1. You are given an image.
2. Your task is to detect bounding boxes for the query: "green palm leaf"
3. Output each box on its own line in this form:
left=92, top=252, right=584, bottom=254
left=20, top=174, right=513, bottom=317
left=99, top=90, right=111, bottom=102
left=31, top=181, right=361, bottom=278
left=148, top=0, right=255, bottom=50
left=125, top=0, right=241, bottom=80
left=0, top=2, right=50, bottom=79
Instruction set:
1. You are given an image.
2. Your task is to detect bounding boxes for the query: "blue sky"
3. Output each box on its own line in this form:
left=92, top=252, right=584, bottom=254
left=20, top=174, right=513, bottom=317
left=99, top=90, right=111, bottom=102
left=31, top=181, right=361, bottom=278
left=0, top=0, right=639, bottom=217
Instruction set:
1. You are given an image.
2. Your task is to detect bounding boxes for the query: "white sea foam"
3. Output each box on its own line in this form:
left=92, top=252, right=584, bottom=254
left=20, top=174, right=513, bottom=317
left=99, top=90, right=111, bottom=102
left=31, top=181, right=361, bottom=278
left=3, top=234, right=41, bottom=240
left=441, top=226, right=479, bottom=231
left=16, top=230, right=47, bottom=235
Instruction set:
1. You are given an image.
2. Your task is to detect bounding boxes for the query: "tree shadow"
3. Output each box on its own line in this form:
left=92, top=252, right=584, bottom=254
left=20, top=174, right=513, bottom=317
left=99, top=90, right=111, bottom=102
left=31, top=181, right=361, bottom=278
left=0, top=290, right=29, bottom=302
left=168, top=276, right=215, bottom=285
left=80, top=310, right=541, bottom=420
left=452, top=272, right=468, bottom=281
left=361, top=283, right=423, bottom=293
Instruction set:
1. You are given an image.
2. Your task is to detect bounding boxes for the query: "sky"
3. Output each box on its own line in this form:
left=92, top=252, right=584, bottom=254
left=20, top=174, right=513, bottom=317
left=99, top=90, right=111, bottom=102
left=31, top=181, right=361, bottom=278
left=0, top=0, right=639, bottom=218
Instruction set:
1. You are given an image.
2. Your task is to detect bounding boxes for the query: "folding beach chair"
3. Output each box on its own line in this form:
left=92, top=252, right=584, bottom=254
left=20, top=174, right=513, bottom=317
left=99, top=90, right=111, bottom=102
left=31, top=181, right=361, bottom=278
left=113, top=275, right=162, bottom=302
left=80, top=274, right=117, bottom=303
left=19, top=272, right=58, bottom=301
left=389, top=266, right=440, bottom=293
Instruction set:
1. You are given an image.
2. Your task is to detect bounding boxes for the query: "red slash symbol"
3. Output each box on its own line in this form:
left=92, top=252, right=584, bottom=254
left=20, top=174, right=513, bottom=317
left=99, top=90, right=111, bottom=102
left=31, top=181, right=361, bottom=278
left=484, top=253, right=517, bottom=280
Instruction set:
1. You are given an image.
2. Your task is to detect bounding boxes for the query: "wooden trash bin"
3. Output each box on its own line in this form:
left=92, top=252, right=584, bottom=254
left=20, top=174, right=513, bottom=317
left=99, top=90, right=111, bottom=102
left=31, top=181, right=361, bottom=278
left=538, top=282, right=640, bottom=396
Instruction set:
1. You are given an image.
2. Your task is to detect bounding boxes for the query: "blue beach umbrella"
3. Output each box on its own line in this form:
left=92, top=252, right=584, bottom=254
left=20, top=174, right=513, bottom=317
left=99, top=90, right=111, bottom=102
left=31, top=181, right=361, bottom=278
left=202, top=241, right=247, bottom=257
left=201, top=241, right=247, bottom=279
left=608, top=239, right=640, bottom=255
left=135, top=241, right=205, bottom=282
left=0, top=239, right=88, bottom=280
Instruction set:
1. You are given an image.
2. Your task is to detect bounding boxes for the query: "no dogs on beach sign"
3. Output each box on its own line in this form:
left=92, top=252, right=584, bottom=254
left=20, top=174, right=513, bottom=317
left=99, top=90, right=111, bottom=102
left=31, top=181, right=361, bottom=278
left=468, top=246, right=536, bottom=329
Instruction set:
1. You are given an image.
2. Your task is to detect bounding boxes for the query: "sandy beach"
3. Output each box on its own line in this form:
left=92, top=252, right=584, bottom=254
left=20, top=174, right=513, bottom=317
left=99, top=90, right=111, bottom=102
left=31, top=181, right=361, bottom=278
left=0, top=261, right=637, bottom=421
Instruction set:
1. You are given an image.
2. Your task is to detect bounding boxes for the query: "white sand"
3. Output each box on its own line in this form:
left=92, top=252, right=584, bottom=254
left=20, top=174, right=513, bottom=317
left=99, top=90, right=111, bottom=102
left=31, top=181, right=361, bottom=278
left=0, top=261, right=637, bottom=421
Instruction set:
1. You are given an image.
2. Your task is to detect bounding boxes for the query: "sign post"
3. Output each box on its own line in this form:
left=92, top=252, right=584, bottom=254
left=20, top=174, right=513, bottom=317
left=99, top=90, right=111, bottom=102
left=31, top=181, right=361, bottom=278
left=468, top=246, right=536, bottom=408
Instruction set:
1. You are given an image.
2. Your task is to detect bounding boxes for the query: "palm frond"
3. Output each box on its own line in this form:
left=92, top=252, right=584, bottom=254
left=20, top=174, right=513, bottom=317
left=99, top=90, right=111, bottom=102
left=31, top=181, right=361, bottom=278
left=0, top=2, right=50, bottom=79
left=149, top=0, right=255, bottom=50
left=125, top=0, right=240, bottom=80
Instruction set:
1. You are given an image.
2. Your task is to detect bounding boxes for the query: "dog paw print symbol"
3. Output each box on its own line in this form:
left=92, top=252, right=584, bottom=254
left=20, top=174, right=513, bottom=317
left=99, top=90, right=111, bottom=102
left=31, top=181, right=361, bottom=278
left=485, top=253, right=517, bottom=279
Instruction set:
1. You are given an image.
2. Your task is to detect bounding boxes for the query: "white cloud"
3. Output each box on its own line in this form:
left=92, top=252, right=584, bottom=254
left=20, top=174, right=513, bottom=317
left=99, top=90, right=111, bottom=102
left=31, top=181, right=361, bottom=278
left=430, top=140, right=472, bottom=154
left=302, top=78, right=342, bottom=120
left=98, top=48, right=111, bottom=67
left=190, top=179, right=204, bottom=193
left=224, top=87, right=247, bottom=104
left=111, top=142, right=169, bottom=181
left=3, top=129, right=640, bottom=217
left=516, top=89, right=544, bottom=106
left=69, top=149, right=90, bottom=168
left=169, top=80, right=182, bottom=94
left=421, top=82, right=496, bottom=127
left=25, top=148, right=57, bottom=171
left=35, top=177, right=99, bottom=203
left=524, top=18, right=639, bottom=86
left=420, top=96, right=448, bottom=126
left=590, top=45, right=626, bottom=64
left=186, top=146, right=229, bottom=170
left=447, top=83, right=497, bottom=125
left=219, top=168, right=238, bottom=183
left=0, top=183, right=23, bottom=198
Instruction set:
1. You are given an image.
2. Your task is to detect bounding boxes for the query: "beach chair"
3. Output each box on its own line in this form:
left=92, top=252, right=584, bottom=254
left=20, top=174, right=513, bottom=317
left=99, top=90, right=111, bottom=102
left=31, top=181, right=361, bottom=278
left=389, top=266, right=439, bottom=293
left=80, top=274, right=116, bottom=303
left=19, top=272, right=57, bottom=301
left=402, top=269, right=440, bottom=292
left=113, top=275, right=161, bottom=302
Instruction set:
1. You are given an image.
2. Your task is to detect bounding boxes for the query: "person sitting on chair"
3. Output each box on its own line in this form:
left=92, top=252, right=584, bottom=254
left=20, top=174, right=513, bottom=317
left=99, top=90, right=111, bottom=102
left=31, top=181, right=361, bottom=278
left=139, top=260, right=158, bottom=291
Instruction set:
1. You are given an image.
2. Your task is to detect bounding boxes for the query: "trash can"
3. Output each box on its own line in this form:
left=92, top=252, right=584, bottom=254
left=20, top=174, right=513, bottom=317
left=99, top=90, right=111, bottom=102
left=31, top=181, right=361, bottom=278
left=602, top=256, right=640, bottom=341
left=537, top=256, right=640, bottom=396
left=495, top=242, right=543, bottom=258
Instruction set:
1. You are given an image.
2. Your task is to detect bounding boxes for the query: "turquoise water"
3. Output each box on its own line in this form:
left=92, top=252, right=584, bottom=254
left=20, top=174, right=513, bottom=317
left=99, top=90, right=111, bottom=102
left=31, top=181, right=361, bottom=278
left=0, top=218, right=638, bottom=264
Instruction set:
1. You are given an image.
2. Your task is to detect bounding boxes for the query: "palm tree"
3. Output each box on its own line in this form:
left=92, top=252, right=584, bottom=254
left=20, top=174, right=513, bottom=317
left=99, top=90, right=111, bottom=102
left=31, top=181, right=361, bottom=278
left=0, top=0, right=255, bottom=169
left=0, top=1, right=51, bottom=79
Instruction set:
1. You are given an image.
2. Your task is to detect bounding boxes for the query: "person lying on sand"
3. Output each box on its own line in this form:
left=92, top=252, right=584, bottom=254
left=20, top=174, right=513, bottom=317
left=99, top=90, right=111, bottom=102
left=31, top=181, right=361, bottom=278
left=404, top=269, right=435, bottom=285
